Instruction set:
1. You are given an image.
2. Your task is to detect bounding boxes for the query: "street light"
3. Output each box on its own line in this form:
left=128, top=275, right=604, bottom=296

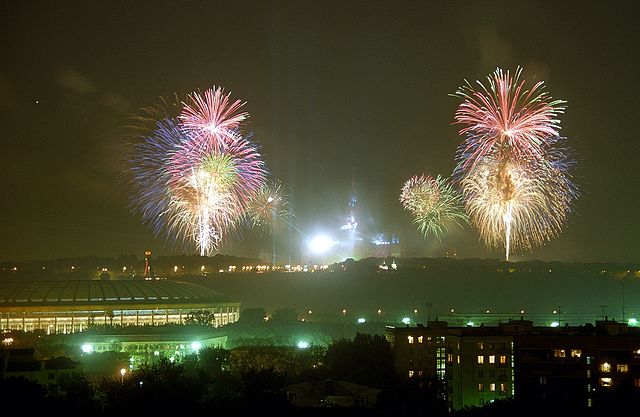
left=120, top=368, right=127, bottom=384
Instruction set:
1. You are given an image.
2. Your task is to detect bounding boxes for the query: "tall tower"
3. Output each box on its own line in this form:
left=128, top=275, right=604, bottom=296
left=347, top=169, right=359, bottom=259
left=143, top=250, right=153, bottom=279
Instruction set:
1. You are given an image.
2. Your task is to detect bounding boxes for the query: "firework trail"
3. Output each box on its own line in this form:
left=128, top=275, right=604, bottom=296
left=453, top=68, right=577, bottom=260
left=400, top=174, right=467, bottom=239
left=460, top=147, right=577, bottom=257
left=128, top=87, right=267, bottom=256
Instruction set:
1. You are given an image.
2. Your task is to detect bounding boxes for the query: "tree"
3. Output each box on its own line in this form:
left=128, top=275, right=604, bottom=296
left=324, top=333, right=397, bottom=388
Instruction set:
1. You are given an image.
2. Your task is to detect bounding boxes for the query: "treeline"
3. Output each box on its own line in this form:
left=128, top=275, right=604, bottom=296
left=0, top=253, right=260, bottom=278
left=1, top=334, right=448, bottom=416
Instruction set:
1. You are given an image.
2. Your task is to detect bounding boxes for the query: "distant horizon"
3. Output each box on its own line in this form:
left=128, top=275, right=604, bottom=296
left=2, top=252, right=639, bottom=267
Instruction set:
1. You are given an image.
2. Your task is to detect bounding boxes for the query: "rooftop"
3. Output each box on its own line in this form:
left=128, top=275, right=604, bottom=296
left=0, top=280, right=235, bottom=307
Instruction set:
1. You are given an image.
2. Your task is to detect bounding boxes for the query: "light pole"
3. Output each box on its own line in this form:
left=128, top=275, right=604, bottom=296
left=621, top=280, right=625, bottom=323
left=342, top=309, right=347, bottom=338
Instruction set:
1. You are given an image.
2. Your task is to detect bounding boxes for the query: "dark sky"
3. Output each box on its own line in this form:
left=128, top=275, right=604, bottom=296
left=1, top=0, right=638, bottom=262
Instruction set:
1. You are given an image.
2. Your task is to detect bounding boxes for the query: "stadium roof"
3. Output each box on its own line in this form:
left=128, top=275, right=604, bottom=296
left=0, top=280, right=236, bottom=310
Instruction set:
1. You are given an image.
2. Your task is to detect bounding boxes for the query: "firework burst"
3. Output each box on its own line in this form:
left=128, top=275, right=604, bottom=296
left=128, top=87, right=267, bottom=256
left=453, top=67, right=566, bottom=172
left=246, top=179, right=291, bottom=232
left=460, top=148, right=577, bottom=258
left=453, top=68, right=577, bottom=260
left=400, top=174, right=467, bottom=239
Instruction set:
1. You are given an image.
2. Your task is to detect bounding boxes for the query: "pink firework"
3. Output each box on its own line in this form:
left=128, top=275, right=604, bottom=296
left=453, top=67, right=566, bottom=170
left=179, top=87, right=249, bottom=150
left=129, top=88, right=267, bottom=256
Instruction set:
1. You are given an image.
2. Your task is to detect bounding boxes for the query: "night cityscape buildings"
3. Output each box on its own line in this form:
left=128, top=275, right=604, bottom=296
left=386, top=319, right=640, bottom=412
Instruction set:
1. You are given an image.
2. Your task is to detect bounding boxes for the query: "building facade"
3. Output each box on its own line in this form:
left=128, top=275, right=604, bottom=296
left=385, top=319, right=640, bottom=411
left=0, top=280, right=240, bottom=333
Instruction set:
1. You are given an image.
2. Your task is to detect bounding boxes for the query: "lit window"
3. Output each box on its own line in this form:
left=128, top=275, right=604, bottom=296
left=553, top=349, right=566, bottom=358
left=478, top=383, right=484, bottom=391
left=447, top=353, right=453, bottom=363
left=418, top=336, right=423, bottom=343
left=586, top=356, right=593, bottom=365
left=478, top=342, right=484, bottom=350
left=571, top=349, right=582, bottom=358
left=600, top=377, right=612, bottom=387
left=499, top=355, right=507, bottom=364
left=409, top=370, right=414, bottom=378
left=634, top=378, right=640, bottom=388
left=500, top=383, right=507, bottom=393
left=489, top=355, right=495, bottom=364
left=477, top=355, right=484, bottom=364
left=489, top=383, right=496, bottom=392
left=408, top=336, right=414, bottom=344
left=418, top=370, right=424, bottom=376
left=587, top=370, right=591, bottom=378
left=588, top=398, right=593, bottom=408
left=617, top=364, right=629, bottom=373
left=600, top=362, right=611, bottom=373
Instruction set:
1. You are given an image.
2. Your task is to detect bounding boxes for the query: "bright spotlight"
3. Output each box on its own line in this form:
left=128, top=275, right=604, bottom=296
left=401, top=317, right=411, bottom=325
left=297, top=341, right=310, bottom=349
left=191, top=341, right=202, bottom=351
left=81, top=343, right=93, bottom=354
left=357, top=318, right=366, bottom=324
left=550, top=321, right=560, bottom=328
left=309, top=235, right=335, bottom=254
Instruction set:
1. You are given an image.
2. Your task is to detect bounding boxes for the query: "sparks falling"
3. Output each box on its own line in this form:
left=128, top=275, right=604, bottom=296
left=453, top=68, right=577, bottom=260
left=400, top=174, right=468, bottom=239
left=128, top=87, right=267, bottom=256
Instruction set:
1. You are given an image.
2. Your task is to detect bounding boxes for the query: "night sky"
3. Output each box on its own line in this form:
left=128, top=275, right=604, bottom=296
left=1, top=1, right=638, bottom=262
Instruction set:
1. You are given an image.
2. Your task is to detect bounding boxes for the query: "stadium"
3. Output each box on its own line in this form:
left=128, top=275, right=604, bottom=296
left=0, top=280, right=240, bottom=333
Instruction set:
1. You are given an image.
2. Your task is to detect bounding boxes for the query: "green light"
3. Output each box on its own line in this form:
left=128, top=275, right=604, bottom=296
left=297, top=341, right=310, bottom=349
left=466, top=321, right=474, bottom=327
left=628, top=318, right=638, bottom=326
left=81, top=343, right=93, bottom=353
left=191, top=341, right=202, bottom=351
left=357, top=318, right=366, bottom=324
left=550, top=321, right=560, bottom=327
left=401, top=317, right=411, bottom=325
